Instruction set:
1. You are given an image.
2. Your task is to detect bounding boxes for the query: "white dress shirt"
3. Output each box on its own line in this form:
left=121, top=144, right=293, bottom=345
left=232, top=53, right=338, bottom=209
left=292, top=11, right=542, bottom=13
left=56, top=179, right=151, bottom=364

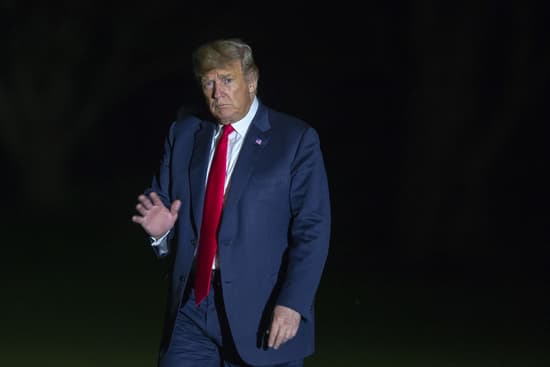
left=150, top=97, right=259, bottom=267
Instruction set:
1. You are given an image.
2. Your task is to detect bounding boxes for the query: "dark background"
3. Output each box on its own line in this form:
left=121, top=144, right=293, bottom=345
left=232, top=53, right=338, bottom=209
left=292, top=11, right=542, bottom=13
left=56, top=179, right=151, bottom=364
left=1, top=1, right=549, bottom=366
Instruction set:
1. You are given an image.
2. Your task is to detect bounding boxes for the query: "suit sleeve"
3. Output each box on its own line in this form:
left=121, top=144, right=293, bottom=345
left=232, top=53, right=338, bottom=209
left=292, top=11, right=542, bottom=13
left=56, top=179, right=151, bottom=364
left=276, top=126, right=331, bottom=320
left=145, top=121, right=177, bottom=258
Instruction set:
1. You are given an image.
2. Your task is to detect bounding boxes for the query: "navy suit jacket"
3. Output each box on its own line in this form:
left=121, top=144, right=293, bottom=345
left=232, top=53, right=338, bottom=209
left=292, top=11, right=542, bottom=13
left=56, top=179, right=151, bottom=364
left=149, top=100, right=331, bottom=365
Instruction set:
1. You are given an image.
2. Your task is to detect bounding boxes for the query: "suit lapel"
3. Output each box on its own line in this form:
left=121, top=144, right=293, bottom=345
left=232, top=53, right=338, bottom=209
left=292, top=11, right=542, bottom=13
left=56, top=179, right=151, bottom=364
left=223, top=105, right=271, bottom=213
left=190, top=121, right=215, bottom=231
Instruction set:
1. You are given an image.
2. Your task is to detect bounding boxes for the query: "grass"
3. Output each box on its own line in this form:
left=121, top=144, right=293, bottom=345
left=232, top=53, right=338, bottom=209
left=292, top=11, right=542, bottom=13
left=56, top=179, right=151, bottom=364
left=1, top=208, right=548, bottom=366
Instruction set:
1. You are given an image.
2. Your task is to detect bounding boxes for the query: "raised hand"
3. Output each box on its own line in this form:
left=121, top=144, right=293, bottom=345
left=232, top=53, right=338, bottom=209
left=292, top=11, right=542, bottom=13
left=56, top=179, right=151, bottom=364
left=131, top=192, right=181, bottom=239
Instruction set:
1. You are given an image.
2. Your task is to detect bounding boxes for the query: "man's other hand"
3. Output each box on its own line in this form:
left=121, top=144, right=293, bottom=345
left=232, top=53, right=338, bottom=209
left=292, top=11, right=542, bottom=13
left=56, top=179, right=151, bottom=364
left=268, top=305, right=301, bottom=350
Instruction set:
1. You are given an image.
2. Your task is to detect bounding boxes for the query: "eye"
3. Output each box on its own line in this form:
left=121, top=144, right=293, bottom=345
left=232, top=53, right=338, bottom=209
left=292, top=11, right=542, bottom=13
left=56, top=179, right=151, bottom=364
left=202, top=80, right=214, bottom=90
left=222, top=77, right=233, bottom=85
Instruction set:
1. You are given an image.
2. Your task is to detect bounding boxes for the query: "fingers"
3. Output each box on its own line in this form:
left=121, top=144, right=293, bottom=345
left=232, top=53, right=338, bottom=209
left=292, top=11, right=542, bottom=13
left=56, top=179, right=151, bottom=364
left=267, top=305, right=300, bottom=350
left=170, top=200, right=182, bottom=215
left=267, top=326, right=284, bottom=350
left=150, top=192, right=164, bottom=207
left=135, top=203, right=148, bottom=216
left=138, top=194, right=153, bottom=210
left=132, top=194, right=156, bottom=225
left=135, top=192, right=165, bottom=216
left=131, top=192, right=181, bottom=226
left=268, top=324, right=294, bottom=350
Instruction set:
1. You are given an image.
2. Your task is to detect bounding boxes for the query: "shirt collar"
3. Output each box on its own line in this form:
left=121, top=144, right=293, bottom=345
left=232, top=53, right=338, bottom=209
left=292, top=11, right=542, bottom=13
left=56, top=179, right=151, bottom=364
left=218, top=97, right=258, bottom=137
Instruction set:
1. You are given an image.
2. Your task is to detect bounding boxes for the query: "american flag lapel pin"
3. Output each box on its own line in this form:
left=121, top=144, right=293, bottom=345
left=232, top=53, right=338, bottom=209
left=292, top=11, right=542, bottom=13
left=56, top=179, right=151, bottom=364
left=255, top=137, right=263, bottom=145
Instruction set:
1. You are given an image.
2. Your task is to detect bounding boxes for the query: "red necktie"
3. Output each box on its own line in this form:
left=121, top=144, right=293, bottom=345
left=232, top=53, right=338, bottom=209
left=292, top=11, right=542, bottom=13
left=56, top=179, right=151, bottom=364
left=194, top=123, right=234, bottom=305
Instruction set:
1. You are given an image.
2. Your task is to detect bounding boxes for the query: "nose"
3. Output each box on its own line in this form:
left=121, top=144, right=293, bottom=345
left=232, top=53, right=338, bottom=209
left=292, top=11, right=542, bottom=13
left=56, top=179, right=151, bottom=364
left=213, top=83, right=225, bottom=99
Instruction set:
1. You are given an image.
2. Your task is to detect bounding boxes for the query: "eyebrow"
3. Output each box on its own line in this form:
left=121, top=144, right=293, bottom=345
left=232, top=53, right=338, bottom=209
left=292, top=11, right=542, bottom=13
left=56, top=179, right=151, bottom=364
left=201, top=72, right=233, bottom=83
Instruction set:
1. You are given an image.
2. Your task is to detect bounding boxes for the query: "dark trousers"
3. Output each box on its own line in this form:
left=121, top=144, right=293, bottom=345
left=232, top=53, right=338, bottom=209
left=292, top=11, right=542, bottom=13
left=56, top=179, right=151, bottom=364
left=159, top=271, right=303, bottom=367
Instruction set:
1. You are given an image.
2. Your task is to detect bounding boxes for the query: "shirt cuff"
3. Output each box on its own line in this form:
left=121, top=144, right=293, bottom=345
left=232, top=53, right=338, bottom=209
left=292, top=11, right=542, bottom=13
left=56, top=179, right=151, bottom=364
left=150, top=231, right=170, bottom=256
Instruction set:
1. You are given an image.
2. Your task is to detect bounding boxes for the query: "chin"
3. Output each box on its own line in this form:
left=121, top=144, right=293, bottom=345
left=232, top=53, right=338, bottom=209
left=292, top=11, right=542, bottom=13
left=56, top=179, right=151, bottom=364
left=212, top=110, right=232, bottom=121
left=218, top=113, right=235, bottom=123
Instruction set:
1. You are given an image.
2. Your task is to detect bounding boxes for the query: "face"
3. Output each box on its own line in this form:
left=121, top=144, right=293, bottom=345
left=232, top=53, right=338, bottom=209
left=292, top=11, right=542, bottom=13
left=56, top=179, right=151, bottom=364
left=200, top=60, right=256, bottom=124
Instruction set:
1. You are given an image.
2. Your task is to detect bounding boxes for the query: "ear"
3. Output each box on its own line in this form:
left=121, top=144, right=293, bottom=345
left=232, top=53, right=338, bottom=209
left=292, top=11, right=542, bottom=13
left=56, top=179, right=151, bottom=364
left=248, top=81, right=257, bottom=95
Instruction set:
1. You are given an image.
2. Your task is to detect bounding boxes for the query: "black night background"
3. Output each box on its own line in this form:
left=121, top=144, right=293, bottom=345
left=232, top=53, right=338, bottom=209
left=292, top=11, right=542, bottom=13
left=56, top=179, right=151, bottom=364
left=1, top=1, right=549, bottom=366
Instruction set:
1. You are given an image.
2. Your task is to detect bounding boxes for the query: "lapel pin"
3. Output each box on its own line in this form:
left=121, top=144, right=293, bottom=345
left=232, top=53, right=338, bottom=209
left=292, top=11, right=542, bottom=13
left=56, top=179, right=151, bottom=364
left=255, top=137, right=263, bottom=145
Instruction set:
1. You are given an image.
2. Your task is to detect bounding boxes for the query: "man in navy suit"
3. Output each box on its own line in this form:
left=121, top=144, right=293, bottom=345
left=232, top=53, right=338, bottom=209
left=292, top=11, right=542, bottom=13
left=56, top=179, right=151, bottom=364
left=132, top=38, right=331, bottom=367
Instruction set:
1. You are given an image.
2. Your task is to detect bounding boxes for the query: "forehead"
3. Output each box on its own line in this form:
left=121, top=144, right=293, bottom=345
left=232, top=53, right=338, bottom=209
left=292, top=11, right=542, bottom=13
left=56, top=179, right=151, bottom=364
left=202, top=60, right=243, bottom=80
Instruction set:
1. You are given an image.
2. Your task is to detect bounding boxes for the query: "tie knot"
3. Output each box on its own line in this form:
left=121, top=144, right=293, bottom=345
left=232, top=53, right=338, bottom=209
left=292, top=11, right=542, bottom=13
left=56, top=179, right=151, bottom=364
left=222, top=124, right=234, bottom=138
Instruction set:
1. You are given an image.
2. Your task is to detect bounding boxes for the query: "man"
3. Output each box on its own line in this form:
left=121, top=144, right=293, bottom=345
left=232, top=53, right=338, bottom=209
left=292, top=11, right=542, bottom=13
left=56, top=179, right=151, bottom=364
left=132, top=38, right=331, bottom=367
